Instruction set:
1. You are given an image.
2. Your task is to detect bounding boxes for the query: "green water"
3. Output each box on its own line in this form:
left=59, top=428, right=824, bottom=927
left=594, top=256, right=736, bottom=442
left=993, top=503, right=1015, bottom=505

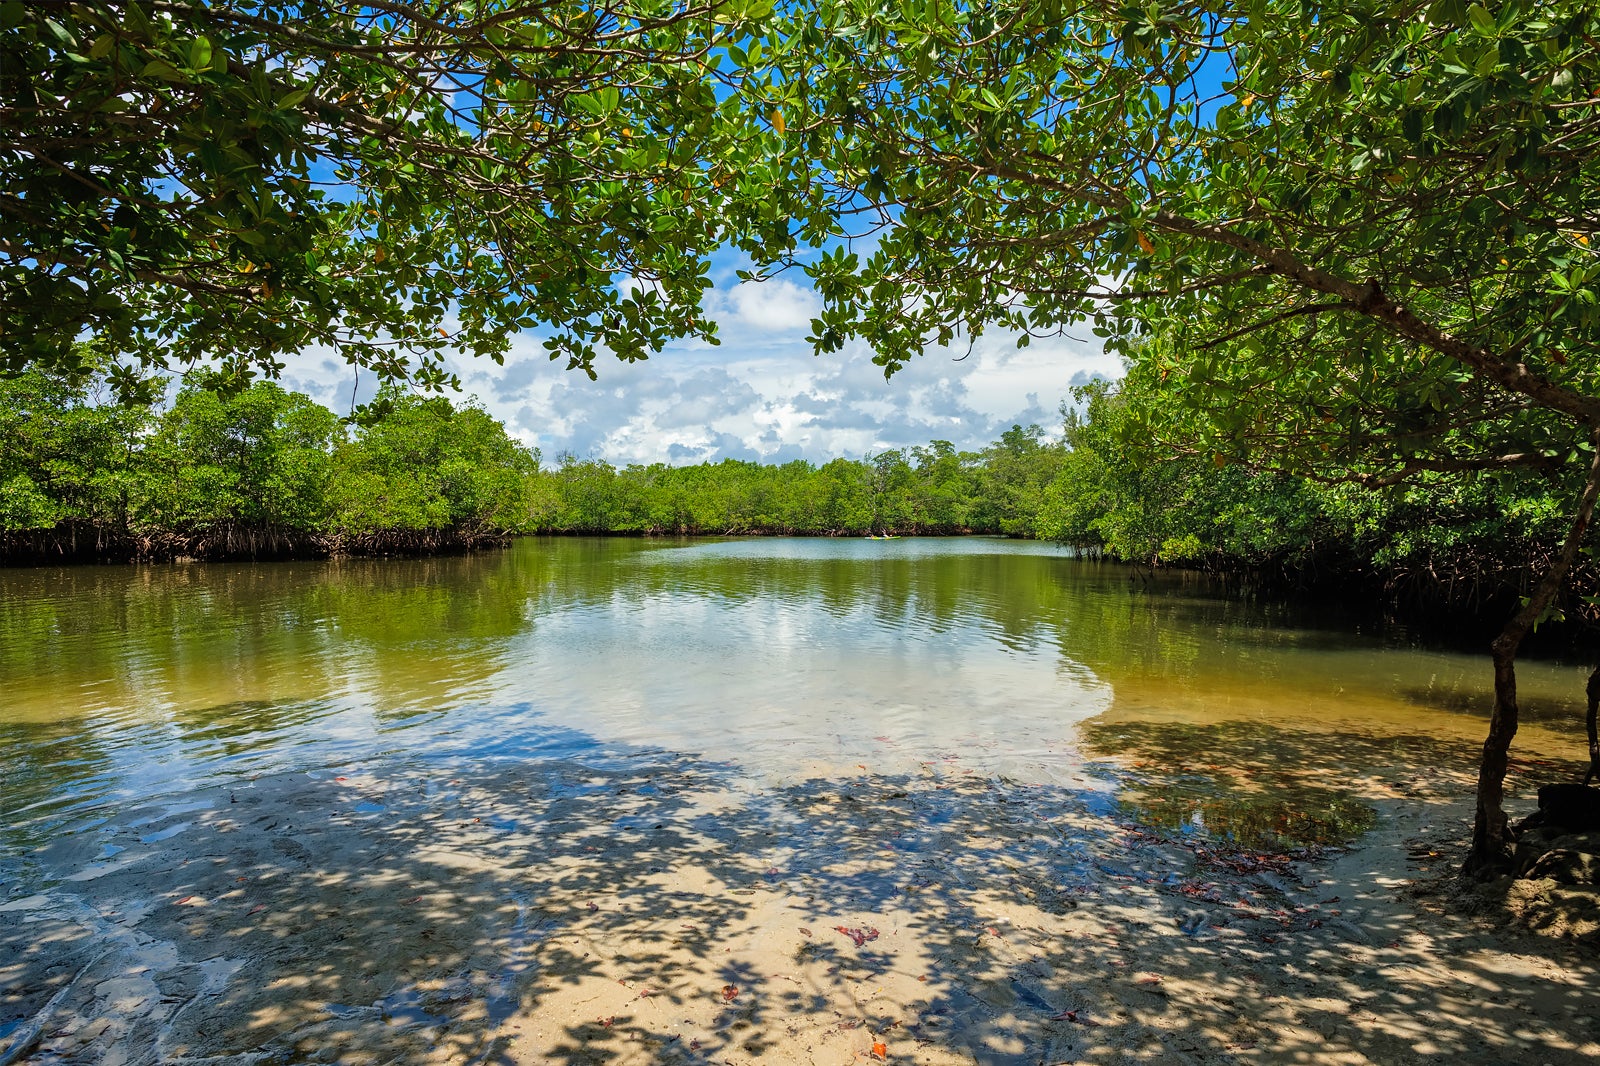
left=0, top=536, right=1589, bottom=850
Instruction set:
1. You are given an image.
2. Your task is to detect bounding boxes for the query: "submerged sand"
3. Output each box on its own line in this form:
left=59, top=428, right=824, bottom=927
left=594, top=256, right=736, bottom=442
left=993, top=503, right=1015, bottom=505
left=3, top=753, right=1598, bottom=1065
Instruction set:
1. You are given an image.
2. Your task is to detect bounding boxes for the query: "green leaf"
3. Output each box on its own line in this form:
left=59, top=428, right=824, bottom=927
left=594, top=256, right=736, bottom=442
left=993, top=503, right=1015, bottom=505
left=140, top=59, right=187, bottom=82
left=1401, top=109, right=1424, bottom=144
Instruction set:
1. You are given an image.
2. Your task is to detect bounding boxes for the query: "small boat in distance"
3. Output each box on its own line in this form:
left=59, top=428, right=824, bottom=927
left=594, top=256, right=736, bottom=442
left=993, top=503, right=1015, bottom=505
left=865, top=533, right=900, bottom=540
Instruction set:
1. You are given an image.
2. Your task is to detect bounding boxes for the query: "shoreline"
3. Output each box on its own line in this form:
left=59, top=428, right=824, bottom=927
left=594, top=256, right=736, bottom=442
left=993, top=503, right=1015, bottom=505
left=0, top=528, right=519, bottom=569
left=0, top=530, right=1040, bottom=570
left=3, top=753, right=1596, bottom=1065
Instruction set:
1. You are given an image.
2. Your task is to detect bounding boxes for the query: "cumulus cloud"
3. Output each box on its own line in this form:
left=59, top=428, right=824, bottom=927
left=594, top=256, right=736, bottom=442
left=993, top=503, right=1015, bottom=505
left=715, top=277, right=821, bottom=334
left=270, top=270, right=1121, bottom=466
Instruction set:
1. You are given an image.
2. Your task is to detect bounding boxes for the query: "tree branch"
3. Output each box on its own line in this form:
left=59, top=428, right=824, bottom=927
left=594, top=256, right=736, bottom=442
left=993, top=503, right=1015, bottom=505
left=1194, top=301, right=1350, bottom=350
left=1144, top=208, right=1600, bottom=426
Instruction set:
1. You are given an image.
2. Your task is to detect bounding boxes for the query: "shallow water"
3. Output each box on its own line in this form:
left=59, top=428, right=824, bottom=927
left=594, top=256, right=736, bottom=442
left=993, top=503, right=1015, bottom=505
left=0, top=536, right=1589, bottom=852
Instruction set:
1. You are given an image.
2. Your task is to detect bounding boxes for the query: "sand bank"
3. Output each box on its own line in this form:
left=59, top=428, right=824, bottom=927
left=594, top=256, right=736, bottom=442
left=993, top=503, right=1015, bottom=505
left=2, top=755, right=1597, bottom=1065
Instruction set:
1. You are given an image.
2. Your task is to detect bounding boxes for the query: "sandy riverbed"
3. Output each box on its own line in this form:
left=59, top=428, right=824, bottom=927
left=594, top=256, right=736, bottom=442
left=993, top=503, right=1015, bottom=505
left=2, top=751, right=1598, bottom=1066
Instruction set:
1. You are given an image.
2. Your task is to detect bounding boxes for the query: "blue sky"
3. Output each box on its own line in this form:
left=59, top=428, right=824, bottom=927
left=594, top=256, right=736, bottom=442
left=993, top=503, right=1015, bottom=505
left=278, top=250, right=1119, bottom=465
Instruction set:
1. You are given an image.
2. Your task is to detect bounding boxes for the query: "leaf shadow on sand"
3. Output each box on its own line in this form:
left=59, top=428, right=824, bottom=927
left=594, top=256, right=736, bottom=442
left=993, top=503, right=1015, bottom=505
left=4, top=720, right=1600, bottom=1065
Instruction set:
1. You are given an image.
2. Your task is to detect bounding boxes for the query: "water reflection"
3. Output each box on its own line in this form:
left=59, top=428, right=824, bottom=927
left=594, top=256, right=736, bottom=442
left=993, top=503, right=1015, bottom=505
left=0, top=537, right=1591, bottom=851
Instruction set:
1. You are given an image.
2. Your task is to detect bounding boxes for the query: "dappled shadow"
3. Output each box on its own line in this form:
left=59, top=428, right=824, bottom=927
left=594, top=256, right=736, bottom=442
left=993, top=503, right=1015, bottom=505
left=1396, top=682, right=1591, bottom=730
left=1080, top=717, right=1600, bottom=848
left=1079, top=719, right=1494, bottom=851
left=4, top=732, right=1600, bottom=1065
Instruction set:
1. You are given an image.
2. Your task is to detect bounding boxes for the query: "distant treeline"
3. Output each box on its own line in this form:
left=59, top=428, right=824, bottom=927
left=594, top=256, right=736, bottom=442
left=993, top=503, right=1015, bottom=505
left=527, top=423, right=1061, bottom=538
left=7, top=364, right=1586, bottom=635
left=0, top=366, right=1067, bottom=563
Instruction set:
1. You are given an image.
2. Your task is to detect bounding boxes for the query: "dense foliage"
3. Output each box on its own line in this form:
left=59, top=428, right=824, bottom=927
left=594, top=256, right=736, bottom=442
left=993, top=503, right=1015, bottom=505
left=0, top=367, right=541, bottom=559
left=0, top=367, right=1072, bottom=560
left=758, top=1, right=1600, bottom=482
left=1, top=0, right=787, bottom=389
left=1041, top=375, right=1592, bottom=627
left=525, top=424, right=1061, bottom=536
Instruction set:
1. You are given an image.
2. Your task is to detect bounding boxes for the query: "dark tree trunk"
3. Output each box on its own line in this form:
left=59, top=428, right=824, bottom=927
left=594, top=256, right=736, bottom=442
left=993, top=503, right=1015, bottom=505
left=1466, top=434, right=1600, bottom=876
left=1470, top=633, right=1522, bottom=874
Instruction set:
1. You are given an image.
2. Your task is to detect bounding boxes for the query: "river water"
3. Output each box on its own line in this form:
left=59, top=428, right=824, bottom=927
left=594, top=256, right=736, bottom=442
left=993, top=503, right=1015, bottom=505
left=1, top=536, right=1590, bottom=853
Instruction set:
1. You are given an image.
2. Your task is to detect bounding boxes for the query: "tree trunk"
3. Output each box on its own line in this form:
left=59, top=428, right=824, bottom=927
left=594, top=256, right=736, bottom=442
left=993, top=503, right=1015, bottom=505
left=1466, top=433, right=1600, bottom=876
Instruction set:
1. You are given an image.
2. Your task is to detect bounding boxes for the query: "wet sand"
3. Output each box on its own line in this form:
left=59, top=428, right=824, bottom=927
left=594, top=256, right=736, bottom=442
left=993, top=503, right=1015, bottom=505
left=3, top=751, right=1598, bottom=1066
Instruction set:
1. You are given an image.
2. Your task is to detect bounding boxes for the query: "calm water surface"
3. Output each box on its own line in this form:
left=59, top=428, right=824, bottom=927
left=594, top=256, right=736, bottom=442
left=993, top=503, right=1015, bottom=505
left=1, top=536, right=1590, bottom=850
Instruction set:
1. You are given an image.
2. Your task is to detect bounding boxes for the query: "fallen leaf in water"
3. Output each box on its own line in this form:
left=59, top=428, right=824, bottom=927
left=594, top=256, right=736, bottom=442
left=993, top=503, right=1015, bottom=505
left=402, top=895, right=423, bottom=905
left=587, top=901, right=599, bottom=912
left=871, top=1040, right=888, bottom=1059
left=834, top=926, right=880, bottom=947
left=1135, top=974, right=1163, bottom=986
left=721, top=984, right=739, bottom=1003
left=1048, top=1008, right=1087, bottom=1024
left=799, top=927, right=812, bottom=937
left=248, top=904, right=267, bottom=915
left=597, top=1016, right=614, bottom=1028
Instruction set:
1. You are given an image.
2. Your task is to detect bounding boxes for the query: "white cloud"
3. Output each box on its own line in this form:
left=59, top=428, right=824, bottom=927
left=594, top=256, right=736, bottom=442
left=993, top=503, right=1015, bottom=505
left=272, top=273, right=1120, bottom=466
left=715, top=277, right=821, bottom=334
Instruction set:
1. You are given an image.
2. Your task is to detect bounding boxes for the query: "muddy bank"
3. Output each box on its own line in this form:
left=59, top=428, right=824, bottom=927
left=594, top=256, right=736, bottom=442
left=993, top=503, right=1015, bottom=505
left=0, top=524, right=511, bottom=566
left=3, top=753, right=1598, bottom=1065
